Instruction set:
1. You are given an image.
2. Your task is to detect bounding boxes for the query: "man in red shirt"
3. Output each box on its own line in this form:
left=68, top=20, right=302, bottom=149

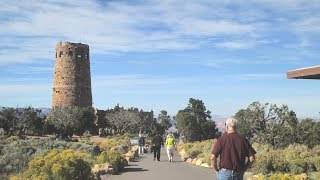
left=211, top=117, right=256, bottom=180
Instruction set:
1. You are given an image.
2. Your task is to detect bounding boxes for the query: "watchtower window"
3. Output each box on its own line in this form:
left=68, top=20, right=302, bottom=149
left=68, top=51, right=73, bottom=57
left=55, top=52, right=57, bottom=58
left=59, top=51, right=64, bottom=57
left=77, top=54, right=82, bottom=58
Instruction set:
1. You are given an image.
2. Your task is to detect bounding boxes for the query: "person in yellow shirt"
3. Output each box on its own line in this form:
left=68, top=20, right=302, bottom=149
left=166, top=132, right=176, bottom=162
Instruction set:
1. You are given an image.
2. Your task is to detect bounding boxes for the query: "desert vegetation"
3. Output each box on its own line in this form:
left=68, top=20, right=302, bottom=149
left=1, top=99, right=320, bottom=179
left=176, top=100, right=320, bottom=179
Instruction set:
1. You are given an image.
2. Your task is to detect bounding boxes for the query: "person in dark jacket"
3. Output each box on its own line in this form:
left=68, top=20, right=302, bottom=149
left=151, top=133, right=164, bottom=161
left=138, top=134, right=145, bottom=155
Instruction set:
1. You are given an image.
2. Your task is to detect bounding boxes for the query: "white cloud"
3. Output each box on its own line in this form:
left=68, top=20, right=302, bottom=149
left=92, top=74, right=207, bottom=88
left=4, top=65, right=53, bottom=74
left=176, top=19, right=255, bottom=36
left=0, top=0, right=268, bottom=64
left=0, top=84, right=50, bottom=94
left=293, top=17, right=320, bottom=34
left=215, top=40, right=256, bottom=49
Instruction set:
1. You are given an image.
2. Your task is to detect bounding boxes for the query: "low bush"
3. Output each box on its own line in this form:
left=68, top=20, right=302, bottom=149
left=96, top=150, right=127, bottom=171
left=99, top=139, right=118, bottom=152
left=178, top=140, right=319, bottom=177
left=0, top=138, right=98, bottom=177
left=283, top=144, right=312, bottom=174
left=307, top=172, right=320, bottom=180
left=252, top=148, right=289, bottom=174
left=25, top=149, right=93, bottom=179
left=255, top=173, right=297, bottom=180
left=99, top=135, right=130, bottom=152
left=0, top=140, right=37, bottom=176
left=4, top=135, right=19, bottom=143
left=178, top=139, right=216, bottom=162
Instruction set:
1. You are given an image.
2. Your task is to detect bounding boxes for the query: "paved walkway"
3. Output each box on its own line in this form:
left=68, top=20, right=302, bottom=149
left=106, top=147, right=216, bottom=180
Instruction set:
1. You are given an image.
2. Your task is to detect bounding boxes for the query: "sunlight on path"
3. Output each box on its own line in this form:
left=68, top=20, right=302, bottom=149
left=106, top=147, right=216, bottom=180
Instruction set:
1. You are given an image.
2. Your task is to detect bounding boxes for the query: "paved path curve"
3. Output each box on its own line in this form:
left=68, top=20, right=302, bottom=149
left=106, top=147, right=217, bottom=180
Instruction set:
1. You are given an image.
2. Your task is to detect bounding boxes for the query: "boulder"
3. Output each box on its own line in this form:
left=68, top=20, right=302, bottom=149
left=92, top=163, right=111, bottom=179
left=131, top=145, right=139, bottom=157
left=179, top=149, right=189, bottom=161
left=196, top=158, right=204, bottom=166
left=124, top=151, right=135, bottom=162
left=192, top=158, right=198, bottom=165
left=186, top=158, right=193, bottom=163
left=200, top=163, right=211, bottom=168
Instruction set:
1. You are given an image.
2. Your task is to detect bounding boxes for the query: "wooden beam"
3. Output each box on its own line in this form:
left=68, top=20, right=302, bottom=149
left=287, top=66, right=320, bottom=79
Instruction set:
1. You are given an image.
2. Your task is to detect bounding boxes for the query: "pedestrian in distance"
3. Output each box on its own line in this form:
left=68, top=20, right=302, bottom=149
left=211, top=117, right=256, bottom=180
left=165, top=132, right=176, bottom=162
left=138, top=133, right=145, bottom=155
left=151, top=133, right=164, bottom=161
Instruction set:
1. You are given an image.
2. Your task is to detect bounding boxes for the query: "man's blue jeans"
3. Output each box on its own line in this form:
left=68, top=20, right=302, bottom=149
left=218, top=169, right=244, bottom=180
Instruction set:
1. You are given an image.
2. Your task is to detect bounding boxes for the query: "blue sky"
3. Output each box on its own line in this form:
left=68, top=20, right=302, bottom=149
left=1, top=0, right=320, bottom=119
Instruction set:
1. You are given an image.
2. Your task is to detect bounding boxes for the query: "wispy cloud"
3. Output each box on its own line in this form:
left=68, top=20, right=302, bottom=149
left=215, top=40, right=256, bottom=49
left=0, top=0, right=273, bottom=64
left=1, top=0, right=320, bottom=118
left=293, top=17, right=320, bottom=34
left=4, top=65, right=53, bottom=74
left=0, top=84, right=50, bottom=94
left=92, top=74, right=208, bottom=88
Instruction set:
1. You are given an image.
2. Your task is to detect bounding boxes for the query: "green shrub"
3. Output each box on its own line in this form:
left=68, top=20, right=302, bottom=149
left=4, top=136, right=19, bottom=142
left=99, top=139, right=118, bottom=151
left=307, top=172, right=320, bottom=180
left=272, top=149, right=289, bottom=173
left=284, top=144, right=311, bottom=174
left=0, top=138, right=98, bottom=177
left=0, top=140, right=36, bottom=175
left=255, top=173, right=308, bottom=180
left=253, top=152, right=274, bottom=174
left=97, top=136, right=126, bottom=149
left=269, top=173, right=295, bottom=180
left=311, top=145, right=320, bottom=155
left=189, top=150, right=202, bottom=158
left=26, top=149, right=93, bottom=180
left=311, top=145, right=320, bottom=171
left=310, top=156, right=320, bottom=171
left=178, top=139, right=216, bottom=163
left=96, top=150, right=127, bottom=171
left=182, top=143, right=193, bottom=152
left=252, top=142, right=273, bottom=153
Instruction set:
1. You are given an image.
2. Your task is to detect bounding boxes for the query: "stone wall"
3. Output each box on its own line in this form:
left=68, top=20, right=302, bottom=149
left=52, top=41, right=92, bottom=108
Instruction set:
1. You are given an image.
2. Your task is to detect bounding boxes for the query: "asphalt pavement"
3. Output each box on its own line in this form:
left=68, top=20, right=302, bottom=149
left=106, top=147, right=217, bottom=180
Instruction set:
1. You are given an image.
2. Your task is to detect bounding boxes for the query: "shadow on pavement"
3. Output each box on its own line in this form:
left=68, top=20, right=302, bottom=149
left=119, top=167, right=149, bottom=174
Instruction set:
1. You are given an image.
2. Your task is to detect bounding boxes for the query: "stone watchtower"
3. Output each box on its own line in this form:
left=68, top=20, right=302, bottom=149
left=52, top=41, right=92, bottom=108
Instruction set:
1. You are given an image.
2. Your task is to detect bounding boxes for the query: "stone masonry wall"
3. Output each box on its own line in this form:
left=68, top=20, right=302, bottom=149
left=52, top=41, right=92, bottom=108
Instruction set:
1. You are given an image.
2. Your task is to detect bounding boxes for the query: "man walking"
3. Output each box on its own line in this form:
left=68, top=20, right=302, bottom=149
left=211, top=117, right=256, bottom=180
left=151, top=133, right=164, bottom=161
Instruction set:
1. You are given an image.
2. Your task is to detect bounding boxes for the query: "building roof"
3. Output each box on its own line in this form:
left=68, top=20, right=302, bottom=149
left=287, top=65, right=320, bottom=79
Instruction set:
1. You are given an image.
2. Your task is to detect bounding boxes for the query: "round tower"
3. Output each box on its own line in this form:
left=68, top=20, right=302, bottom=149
left=52, top=41, right=92, bottom=108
